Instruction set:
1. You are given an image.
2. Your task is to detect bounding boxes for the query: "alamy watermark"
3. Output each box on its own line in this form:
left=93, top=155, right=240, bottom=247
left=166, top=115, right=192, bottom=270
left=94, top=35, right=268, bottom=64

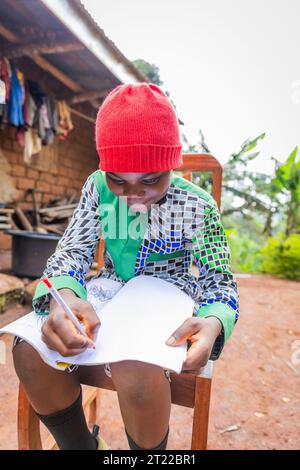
left=92, top=196, right=205, bottom=241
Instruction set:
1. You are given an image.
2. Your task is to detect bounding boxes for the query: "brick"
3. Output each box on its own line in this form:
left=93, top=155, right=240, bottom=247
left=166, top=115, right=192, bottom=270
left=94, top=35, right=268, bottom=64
left=17, top=177, right=35, bottom=190
left=57, top=176, right=69, bottom=187
left=5, top=152, right=18, bottom=165
left=43, top=173, right=56, bottom=184
left=14, top=189, right=26, bottom=202
left=26, top=169, right=39, bottom=179
left=54, top=186, right=66, bottom=196
left=25, top=191, right=42, bottom=203
left=12, top=140, right=22, bottom=152
left=42, top=193, right=54, bottom=204
left=0, top=232, right=12, bottom=250
left=36, top=181, right=51, bottom=192
left=11, top=165, right=26, bottom=177
left=65, top=158, right=74, bottom=168
left=7, top=126, right=17, bottom=140
left=1, top=139, right=13, bottom=151
left=66, top=187, right=79, bottom=197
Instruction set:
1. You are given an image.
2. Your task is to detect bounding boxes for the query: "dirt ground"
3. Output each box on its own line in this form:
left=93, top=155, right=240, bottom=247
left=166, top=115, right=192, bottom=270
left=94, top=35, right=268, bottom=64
left=0, top=275, right=299, bottom=450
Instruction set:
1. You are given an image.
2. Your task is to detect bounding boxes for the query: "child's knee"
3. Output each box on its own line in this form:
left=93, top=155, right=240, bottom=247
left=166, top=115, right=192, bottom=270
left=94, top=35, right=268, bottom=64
left=110, top=361, right=167, bottom=405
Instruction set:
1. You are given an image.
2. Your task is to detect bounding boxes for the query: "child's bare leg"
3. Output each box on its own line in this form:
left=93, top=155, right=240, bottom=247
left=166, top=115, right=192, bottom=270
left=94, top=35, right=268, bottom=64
left=12, top=339, right=97, bottom=449
left=110, top=360, right=171, bottom=449
left=13, top=340, right=80, bottom=414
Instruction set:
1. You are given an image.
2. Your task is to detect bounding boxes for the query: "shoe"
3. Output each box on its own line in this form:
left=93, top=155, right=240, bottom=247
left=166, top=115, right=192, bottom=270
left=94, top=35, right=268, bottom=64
left=92, top=424, right=110, bottom=450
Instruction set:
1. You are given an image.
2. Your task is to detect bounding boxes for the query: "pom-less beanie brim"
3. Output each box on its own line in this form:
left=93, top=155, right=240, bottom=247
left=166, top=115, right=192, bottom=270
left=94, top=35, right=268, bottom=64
left=97, top=144, right=182, bottom=172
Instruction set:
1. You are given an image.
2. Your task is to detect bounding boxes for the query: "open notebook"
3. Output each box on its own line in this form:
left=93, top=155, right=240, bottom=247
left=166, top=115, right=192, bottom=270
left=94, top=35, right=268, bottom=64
left=0, top=275, right=196, bottom=374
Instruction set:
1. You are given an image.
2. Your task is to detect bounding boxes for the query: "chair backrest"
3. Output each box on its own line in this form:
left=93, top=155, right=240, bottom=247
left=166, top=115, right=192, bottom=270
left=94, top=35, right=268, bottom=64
left=176, top=153, right=222, bottom=209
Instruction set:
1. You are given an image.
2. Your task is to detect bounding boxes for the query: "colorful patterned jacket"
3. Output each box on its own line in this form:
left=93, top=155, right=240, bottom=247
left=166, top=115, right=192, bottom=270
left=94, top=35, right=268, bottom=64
left=33, top=170, right=239, bottom=360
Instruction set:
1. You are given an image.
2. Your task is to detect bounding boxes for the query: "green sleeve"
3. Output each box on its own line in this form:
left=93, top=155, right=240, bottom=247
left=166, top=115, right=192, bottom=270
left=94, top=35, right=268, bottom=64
left=32, top=275, right=87, bottom=315
left=192, top=202, right=239, bottom=359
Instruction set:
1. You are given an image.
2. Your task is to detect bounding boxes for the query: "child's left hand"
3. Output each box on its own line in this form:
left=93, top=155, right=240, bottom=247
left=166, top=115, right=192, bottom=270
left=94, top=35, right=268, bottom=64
left=165, top=317, right=222, bottom=374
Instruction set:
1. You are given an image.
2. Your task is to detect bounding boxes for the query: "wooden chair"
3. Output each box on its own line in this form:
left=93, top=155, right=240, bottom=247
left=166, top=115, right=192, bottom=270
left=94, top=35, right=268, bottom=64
left=17, top=153, right=222, bottom=450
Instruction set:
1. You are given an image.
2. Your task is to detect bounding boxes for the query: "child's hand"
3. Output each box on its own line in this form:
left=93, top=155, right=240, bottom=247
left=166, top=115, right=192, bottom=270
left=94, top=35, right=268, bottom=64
left=165, top=317, right=222, bottom=374
left=41, top=289, right=100, bottom=357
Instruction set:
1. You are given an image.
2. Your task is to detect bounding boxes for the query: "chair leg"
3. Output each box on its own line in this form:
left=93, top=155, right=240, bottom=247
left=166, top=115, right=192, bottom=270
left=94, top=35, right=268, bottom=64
left=88, top=389, right=102, bottom=428
left=191, top=376, right=212, bottom=450
left=18, top=382, right=42, bottom=450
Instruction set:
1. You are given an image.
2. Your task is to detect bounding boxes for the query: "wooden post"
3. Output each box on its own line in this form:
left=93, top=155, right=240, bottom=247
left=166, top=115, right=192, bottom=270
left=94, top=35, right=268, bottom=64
left=191, top=376, right=212, bottom=450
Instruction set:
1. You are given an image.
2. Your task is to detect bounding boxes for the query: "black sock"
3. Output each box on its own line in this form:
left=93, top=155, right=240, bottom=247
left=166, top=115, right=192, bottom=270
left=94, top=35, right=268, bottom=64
left=35, top=387, right=97, bottom=450
left=125, top=427, right=169, bottom=450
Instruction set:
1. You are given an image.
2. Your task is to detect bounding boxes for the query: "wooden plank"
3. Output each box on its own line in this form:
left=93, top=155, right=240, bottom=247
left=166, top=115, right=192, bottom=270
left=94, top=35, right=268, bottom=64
left=191, top=376, right=212, bottom=450
left=69, top=89, right=109, bottom=104
left=68, top=106, right=95, bottom=123
left=1, top=41, right=84, bottom=59
left=0, top=23, right=18, bottom=43
left=18, top=383, right=42, bottom=450
left=0, top=22, right=81, bottom=92
left=39, top=203, right=77, bottom=214
left=0, top=208, right=15, bottom=214
left=15, top=207, right=33, bottom=231
left=176, top=154, right=223, bottom=209
left=30, top=53, right=81, bottom=92
left=169, top=373, right=196, bottom=408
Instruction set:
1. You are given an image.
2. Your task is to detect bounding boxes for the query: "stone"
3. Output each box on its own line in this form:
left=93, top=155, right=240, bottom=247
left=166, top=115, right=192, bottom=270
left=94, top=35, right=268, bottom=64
left=0, top=273, right=25, bottom=314
left=24, top=278, right=40, bottom=303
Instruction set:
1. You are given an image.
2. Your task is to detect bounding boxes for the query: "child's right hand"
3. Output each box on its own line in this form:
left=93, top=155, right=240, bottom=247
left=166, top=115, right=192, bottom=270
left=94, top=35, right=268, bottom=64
left=41, top=289, right=100, bottom=357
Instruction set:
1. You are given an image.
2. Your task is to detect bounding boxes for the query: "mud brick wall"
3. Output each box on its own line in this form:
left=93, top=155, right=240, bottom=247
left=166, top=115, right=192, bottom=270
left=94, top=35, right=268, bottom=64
left=0, top=115, right=99, bottom=250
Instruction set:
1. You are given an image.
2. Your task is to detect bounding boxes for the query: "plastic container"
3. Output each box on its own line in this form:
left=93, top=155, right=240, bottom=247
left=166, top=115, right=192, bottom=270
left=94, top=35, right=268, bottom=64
left=5, top=230, right=61, bottom=278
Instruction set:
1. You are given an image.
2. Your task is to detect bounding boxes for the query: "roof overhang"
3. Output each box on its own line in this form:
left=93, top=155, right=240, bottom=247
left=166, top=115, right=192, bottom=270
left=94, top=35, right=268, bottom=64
left=40, top=0, right=146, bottom=85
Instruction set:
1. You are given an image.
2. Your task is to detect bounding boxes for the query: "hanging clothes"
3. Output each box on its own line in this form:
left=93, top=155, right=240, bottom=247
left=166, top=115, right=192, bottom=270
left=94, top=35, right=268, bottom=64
left=1, top=64, right=74, bottom=147
left=24, top=128, right=42, bottom=165
left=46, top=95, right=59, bottom=134
left=26, top=79, right=57, bottom=144
left=57, top=100, right=73, bottom=140
left=0, top=79, right=5, bottom=126
left=0, top=58, right=11, bottom=101
left=8, top=65, right=24, bottom=127
left=23, top=89, right=37, bottom=128
left=0, top=58, right=11, bottom=125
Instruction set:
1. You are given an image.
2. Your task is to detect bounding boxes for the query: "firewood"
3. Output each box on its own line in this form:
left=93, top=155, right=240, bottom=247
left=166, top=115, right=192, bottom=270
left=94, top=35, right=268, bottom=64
left=14, top=207, right=33, bottom=231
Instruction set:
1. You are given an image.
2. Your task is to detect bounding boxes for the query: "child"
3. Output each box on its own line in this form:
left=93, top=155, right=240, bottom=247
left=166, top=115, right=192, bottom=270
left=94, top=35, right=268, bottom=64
left=12, top=83, right=239, bottom=450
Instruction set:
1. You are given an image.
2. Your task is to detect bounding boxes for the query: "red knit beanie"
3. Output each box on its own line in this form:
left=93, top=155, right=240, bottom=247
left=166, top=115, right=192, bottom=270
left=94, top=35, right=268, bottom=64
left=95, top=82, right=182, bottom=172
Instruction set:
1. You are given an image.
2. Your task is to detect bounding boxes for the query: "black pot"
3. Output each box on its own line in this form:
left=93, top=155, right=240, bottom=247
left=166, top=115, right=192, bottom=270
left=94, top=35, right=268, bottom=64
left=5, top=230, right=61, bottom=278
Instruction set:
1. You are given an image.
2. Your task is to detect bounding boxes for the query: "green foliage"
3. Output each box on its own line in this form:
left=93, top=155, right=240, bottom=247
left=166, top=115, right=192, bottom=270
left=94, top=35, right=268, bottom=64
left=226, top=229, right=263, bottom=273
left=132, top=59, right=163, bottom=85
left=271, top=147, right=300, bottom=235
left=261, top=234, right=300, bottom=280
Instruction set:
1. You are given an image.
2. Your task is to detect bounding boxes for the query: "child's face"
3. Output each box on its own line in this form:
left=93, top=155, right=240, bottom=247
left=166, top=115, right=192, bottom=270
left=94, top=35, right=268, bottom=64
left=105, top=170, right=172, bottom=209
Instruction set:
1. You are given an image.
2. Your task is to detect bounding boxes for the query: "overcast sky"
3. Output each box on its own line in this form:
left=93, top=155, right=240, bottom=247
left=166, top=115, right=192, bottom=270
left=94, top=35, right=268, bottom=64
left=82, top=0, right=300, bottom=174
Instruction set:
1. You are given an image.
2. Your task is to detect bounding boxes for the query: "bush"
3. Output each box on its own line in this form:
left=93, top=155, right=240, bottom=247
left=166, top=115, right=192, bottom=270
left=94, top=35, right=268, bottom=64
left=261, top=234, right=300, bottom=280
left=226, top=229, right=263, bottom=273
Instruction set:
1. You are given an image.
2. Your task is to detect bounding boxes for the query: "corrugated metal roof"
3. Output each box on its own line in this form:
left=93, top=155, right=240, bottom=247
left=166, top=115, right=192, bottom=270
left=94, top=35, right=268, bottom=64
left=0, top=0, right=147, bottom=117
